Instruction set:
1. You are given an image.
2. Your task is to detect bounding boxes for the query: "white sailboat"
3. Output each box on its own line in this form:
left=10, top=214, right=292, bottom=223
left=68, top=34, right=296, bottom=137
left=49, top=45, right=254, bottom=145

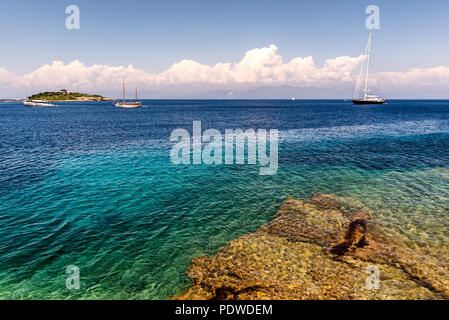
left=114, top=78, right=142, bottom=108
left=352, top=32, right=386, bottom=105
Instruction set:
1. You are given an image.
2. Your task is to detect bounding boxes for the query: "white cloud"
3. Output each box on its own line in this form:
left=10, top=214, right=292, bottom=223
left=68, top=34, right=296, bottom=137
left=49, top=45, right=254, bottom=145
left=0, top=67, right=19, bottom=86
left=156, top=45, right=364, bottom=86
left=379, top=66, right=449, bottom=87
left=1, top=44, right=449, bottom=97
left=20, top=60, right=153, bottom=91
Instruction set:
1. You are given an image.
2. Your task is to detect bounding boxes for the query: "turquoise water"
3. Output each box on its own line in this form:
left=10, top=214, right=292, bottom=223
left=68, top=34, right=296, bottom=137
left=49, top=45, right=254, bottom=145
left=0, top=100, right=448, bottom=299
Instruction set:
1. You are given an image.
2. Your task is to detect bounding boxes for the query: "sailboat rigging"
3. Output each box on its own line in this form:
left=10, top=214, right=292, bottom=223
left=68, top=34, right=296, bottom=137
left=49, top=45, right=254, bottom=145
left=114, top=78, right=142, bottom=108
left=352, top=32, right=386, bottom=105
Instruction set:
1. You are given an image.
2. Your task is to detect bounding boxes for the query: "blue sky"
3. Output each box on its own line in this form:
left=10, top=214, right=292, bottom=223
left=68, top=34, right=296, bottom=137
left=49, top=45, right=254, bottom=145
left=1, top=0, right=449, bottom=98
left=1, top=0, right=448, bottom=73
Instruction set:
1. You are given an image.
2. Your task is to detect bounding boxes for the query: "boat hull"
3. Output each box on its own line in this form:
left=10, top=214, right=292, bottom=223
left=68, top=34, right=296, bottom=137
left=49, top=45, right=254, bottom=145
left=352, top=99, right=386, bottom=105
left=24, top=101, right=56, bottom=107
left=114, top=102, right=142, bottom=108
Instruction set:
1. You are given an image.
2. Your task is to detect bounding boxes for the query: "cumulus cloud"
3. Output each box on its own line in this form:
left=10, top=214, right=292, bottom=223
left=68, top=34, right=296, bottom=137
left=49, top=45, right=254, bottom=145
left=0, top=67, right=19, bottom=86
left=156, top=45, right=363, bottom=86
left=20, top=60, right=154, bottom=91
left=1, top=45, right=364, bottom=93
left=379, top=66, right=449, bottom=87
left=1, top=44, right=449, bottom=97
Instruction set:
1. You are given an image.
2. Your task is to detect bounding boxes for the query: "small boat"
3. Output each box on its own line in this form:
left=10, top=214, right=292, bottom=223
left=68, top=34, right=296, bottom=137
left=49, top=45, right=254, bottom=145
left=114, top=78, right=142, bottom=108
left=352, top=32, right=386, bottom=105
left=24, top=100, right=56, bottom=107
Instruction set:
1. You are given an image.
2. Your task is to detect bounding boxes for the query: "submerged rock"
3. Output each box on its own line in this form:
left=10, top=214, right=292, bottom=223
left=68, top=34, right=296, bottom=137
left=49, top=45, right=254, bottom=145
left=175, top=194, right=449, bottom=300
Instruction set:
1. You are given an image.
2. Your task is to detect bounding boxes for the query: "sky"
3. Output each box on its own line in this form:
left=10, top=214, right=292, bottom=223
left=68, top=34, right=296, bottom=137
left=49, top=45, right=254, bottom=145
left=1, top=0, right=449, bottom=98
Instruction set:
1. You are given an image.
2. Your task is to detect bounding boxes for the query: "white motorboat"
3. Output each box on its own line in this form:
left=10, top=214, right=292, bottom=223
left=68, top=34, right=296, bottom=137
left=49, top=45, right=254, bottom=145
left=24, top=100, right=56, bottom=107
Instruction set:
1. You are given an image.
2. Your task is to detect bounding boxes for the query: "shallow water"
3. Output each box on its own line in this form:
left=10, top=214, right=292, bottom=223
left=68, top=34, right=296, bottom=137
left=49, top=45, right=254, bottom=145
left=0, top=100, right=448, bottom=299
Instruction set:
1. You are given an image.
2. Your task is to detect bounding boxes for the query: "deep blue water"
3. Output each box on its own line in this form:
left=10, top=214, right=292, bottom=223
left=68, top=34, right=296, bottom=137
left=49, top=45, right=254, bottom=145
left=0, top=100, right=448, bottom=299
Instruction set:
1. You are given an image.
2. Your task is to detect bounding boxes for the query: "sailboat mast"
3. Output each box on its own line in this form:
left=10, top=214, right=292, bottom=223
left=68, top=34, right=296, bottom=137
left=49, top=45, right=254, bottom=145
left=135, top=88, right=137, bottom=102
left=352, top=32, right=384, bottom=104
left=363, top=32, right=373, bottom=100
left=123, top=78, right=125, bottom=105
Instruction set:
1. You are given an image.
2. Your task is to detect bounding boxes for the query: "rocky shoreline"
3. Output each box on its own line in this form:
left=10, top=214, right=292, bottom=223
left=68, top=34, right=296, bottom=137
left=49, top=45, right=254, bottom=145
left=175, top=194, right=449, bottom=300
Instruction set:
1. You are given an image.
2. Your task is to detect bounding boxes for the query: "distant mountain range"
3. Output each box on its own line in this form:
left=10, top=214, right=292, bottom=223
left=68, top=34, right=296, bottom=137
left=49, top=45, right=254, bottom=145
left=98, top=85, right=354, bottom=100
left=191, top=85, right=353, bottom=99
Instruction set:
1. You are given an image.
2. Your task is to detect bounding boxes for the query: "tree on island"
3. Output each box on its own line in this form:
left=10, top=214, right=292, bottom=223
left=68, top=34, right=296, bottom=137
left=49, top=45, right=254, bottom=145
left=27, top=90, right=109, bottom=101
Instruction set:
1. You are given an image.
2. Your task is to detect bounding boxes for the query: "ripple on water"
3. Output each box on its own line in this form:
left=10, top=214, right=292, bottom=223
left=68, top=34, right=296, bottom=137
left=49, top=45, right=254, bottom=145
left=0, top=100, right=448, bottom=299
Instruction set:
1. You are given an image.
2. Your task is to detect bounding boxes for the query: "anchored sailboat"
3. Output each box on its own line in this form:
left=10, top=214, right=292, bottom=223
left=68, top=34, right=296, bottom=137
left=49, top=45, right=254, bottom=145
left=352, top=32, right=386, bottom=105
left=24, top=100, right=56, bottom=107
left=114, top=78, right=142, bottom=108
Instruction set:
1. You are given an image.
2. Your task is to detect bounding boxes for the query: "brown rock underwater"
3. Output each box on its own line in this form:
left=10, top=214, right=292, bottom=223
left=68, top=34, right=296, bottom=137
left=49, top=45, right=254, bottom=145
left=175, top=194, right=449, bottom=300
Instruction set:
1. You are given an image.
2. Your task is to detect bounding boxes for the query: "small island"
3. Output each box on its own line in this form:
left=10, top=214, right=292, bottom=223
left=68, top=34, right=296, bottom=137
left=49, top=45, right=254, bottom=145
left=28, top=89, right=112, bottom=101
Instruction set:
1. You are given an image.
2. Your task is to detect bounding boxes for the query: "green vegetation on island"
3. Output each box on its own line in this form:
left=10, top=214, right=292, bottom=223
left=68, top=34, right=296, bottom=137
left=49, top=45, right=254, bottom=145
left=28, top=89, right=112, bottom=101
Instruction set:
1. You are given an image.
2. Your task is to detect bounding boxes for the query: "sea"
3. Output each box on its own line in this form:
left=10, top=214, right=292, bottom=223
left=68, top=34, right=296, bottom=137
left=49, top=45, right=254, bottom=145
left=0, top=99, right=448, bottom=299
